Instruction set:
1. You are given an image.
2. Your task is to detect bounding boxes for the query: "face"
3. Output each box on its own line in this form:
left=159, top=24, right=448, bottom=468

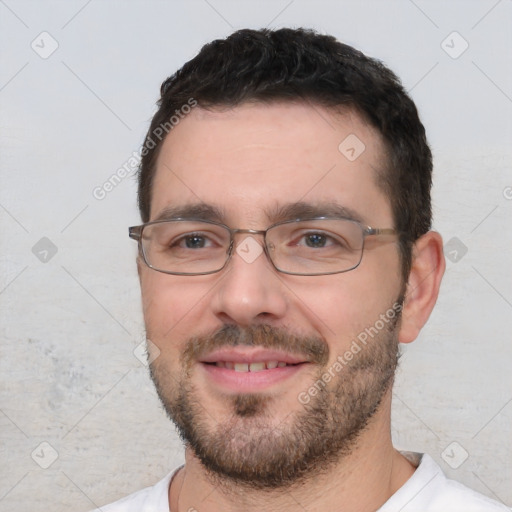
left=139, top=102, right=405, bottom=489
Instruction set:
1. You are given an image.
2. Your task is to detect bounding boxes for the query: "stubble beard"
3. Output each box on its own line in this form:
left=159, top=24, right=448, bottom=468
left=149, top=309, right=401, bottom=491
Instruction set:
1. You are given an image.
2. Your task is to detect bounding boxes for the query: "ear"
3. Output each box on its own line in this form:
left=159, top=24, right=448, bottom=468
left=398, top=231, right=445, bottom=344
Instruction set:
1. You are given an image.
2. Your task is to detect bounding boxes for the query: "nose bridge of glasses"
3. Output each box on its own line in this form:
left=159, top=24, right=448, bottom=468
left=226, top=228, right=276, bottom=272
left=228, top=228, right=267, bottom=249
left=231, top=228, right=267, bottom=236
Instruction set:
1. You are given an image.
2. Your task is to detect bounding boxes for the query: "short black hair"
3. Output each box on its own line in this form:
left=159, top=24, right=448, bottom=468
left=137, top=27, right=432, bottom=280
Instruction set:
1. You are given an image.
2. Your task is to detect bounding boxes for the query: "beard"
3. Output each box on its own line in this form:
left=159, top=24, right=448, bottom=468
left=149, top=304, right=401, bottom=491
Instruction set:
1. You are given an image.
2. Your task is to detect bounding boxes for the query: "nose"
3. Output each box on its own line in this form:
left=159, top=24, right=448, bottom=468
left=210, top=235, right=288, bottom=327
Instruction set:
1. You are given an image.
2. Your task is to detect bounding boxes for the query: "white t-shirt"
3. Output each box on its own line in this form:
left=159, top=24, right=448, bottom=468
left=93, top=453, right=510, bottom=512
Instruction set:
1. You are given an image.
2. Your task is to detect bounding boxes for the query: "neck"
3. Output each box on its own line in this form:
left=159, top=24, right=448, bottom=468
left=169, top=392, right=416, bottom=512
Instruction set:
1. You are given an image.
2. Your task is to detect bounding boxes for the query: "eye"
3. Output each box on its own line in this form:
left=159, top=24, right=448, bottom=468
left=287, top=228, right=351, bottom=251
left=294, top=231, right=343, bottom=249
left=183, top=235, right=208, bottom=249
left=172, top=233, right=216, bottom=249
left=303, top=233, right=330, bottom=248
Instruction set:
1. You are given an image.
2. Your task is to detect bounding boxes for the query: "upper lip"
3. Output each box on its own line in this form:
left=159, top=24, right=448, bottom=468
left=199, top=348, right=308, bottom=365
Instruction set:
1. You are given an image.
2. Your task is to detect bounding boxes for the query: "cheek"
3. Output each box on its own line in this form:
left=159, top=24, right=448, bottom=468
left=297, top=283, right=378, bottom=342
left=292, top=262, right=401, bottom=354
left=140, top=271, right=214, bottom=343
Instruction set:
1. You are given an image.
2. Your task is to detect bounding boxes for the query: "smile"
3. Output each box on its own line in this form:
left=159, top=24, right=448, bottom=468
left=199, top=348, right=309, bottom=392
left=210, top=361, right=294, bottom=372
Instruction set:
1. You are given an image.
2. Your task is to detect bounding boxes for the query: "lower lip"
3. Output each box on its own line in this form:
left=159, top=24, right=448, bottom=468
left=200, top=363, right=307, bottom=392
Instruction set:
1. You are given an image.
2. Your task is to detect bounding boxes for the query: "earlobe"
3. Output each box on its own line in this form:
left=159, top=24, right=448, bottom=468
left=398, top=231, right=445, bottom=344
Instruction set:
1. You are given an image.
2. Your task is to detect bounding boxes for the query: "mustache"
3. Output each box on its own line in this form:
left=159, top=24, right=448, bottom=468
left=181, top=324, right=329, bottom=368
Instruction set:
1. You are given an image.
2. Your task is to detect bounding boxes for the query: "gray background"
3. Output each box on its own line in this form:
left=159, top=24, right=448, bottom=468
left=1, top=0, right=511, bottom=510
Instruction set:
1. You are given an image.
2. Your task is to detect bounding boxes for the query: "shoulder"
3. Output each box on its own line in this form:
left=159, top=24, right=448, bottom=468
left=430, top=476, right=511, bottom=511
left=380, top=453, right=510, bottom=512
left=89, top=466, right=181, bottom=512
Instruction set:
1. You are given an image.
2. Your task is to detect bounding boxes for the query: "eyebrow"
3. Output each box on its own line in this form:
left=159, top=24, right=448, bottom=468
left=152, top=203, right=226, bottom=223
left=152, top=201, right=366, bottom=226
left=267, top=201, right=366, bottom=225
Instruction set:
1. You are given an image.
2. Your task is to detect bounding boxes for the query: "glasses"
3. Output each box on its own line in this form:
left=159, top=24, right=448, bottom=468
left=129, top=217, right=398, bottom=276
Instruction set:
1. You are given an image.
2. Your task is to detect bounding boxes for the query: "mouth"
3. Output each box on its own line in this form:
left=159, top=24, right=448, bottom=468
left=198, top=348, right=310, bottom=392
left=207, top=360, right=297, bottom=372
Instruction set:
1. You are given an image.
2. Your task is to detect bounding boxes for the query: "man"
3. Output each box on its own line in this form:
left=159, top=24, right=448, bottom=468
left=97, top=28, right=509, bottom=511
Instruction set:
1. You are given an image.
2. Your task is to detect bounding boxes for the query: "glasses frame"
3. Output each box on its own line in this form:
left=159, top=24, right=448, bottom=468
left=129, top=217, right=398, bottom=277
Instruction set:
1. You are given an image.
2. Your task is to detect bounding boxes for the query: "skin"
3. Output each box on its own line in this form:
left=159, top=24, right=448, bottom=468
left=137, top=101, right=445, bottom=511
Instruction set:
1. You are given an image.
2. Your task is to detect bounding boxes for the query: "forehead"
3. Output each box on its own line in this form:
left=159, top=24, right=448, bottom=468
left=151, top=102, right=392, bottom=226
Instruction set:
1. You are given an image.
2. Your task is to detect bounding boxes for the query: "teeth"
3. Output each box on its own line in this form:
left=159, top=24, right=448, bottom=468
left=216, top=361, right=288, bottom=372
left=249, top=362, right=265, bottom=372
